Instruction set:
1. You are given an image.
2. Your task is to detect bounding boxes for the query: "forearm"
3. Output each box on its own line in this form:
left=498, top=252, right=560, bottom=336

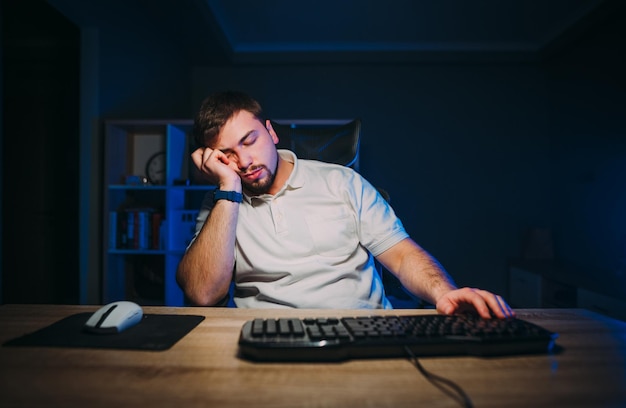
left=378, top=238, right=457, bottom=305
left=399, top=253, right=457, bottom=306
left=176, top=200, right=239, bottom=305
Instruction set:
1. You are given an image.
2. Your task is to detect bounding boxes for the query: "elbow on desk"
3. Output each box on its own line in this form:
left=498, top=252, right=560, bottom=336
left=178, top=282, right=229, bottom=307
left=176, top=266, right=230, bottom=307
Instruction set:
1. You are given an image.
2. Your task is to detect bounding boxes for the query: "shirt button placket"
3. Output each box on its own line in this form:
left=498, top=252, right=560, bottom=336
left=271, top=199, right=287, bottom=235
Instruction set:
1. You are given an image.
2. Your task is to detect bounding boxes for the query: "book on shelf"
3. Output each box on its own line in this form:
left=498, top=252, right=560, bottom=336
left=109, top=207, right=164, bottom=250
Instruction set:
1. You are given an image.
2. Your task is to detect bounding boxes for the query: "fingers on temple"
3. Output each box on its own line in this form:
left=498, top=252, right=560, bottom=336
left=191, top=148, right=204, bottom=167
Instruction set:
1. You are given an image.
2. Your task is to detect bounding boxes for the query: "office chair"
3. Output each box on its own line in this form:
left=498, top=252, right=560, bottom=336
left=270, top=119, right=361, bottom=171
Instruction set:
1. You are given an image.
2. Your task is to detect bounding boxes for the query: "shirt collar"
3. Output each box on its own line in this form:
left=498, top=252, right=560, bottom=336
left=243, top=149, right=304, bottom=203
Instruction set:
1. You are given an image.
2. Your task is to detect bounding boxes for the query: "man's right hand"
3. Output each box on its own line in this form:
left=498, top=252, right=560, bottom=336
left=191, top=147, right=242, bottom=192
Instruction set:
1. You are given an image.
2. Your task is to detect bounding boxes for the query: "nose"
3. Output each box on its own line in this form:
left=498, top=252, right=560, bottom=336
left=236, top=151, right=252, bottom=171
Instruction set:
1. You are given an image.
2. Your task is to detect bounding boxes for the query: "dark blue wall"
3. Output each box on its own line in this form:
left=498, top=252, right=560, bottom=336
left=96, top=17, right=192, bottom=119
left=547, top=17, right=626, bottom=297
left=90, top=6, right=625, bottom=300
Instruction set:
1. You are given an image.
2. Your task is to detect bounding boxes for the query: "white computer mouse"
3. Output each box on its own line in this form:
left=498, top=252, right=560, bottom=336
left=84, top=301, right=143, bottom=334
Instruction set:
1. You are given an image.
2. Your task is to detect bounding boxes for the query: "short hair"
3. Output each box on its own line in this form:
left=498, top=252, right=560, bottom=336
left=193, top=91, right=264, bottom=148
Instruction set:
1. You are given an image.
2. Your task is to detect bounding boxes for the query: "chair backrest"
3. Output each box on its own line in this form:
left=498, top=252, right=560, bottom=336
left=270, top=119, right=361, bottom=171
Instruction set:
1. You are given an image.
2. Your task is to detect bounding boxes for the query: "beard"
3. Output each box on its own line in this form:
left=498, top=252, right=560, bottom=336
left=241, top=164, right=277, bottom=195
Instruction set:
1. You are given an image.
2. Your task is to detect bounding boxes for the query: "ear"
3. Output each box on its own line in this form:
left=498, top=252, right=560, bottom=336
left=266, top=120, right=279, bottom=145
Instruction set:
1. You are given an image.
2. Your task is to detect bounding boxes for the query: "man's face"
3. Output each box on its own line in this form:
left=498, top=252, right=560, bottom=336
left=213, top=110, right=280, bottom=195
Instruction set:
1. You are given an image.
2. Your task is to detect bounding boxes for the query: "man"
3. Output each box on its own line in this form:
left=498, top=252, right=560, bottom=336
left=177, top=91, right=514, bottom=318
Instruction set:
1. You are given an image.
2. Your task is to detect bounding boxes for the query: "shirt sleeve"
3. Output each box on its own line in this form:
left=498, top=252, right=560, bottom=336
left=342, top=170, right=409, bottom=257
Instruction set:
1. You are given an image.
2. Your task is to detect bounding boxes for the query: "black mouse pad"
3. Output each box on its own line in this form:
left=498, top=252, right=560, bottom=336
left=3, top=313, right=205, bottom=351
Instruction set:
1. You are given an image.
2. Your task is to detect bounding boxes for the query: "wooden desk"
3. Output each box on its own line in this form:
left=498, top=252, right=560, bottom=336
left=0, top=305, right=624, bottom=408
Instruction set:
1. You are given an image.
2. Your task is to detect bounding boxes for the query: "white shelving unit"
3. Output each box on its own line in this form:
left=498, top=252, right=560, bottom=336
left=103, top=120, right=213, bottom=306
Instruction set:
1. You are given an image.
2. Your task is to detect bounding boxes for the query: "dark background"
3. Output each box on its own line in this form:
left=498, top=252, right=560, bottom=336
left=2, top=0, right=79, bottom=303
left=1, top=0, right=625, bottom=306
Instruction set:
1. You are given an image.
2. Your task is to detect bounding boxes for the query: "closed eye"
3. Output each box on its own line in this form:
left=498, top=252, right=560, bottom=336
left=217, top=130, right=259, bottom=161
left=242, top=132, right=258, bottom=146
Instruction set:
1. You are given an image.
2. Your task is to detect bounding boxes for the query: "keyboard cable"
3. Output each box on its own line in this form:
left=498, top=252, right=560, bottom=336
left=404, top=346, right=474, bottom=408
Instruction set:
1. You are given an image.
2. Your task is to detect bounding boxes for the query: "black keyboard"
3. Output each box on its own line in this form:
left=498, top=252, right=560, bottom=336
left=238, top=314, right=558, bottom=361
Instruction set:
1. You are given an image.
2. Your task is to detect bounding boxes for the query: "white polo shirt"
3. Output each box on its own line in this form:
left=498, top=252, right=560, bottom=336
left=192, top=150, right=409, bottom=308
